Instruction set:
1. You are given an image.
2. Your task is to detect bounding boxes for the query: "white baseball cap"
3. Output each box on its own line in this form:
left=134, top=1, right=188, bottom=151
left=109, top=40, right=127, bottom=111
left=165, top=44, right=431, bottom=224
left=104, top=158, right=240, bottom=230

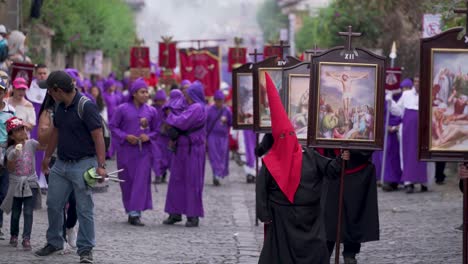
left=0, top=25, right=7, bottom=34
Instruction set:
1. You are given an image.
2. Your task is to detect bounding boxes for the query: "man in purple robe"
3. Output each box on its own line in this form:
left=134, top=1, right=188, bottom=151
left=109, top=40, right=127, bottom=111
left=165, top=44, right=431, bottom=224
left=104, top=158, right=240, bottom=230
left=390, top=77, right=428, bottom=193
left=206, top=90, right=232, bottom=186
left=372, top=98, right=402, bottom=191
left=110, top=78, right=158, bottom=226
left=152, top=89, right=171, bottom=184
left=163, top=82, right=206, bottom=227
left=25, top=64, right=48, bottom=189
left=103, top=78, right=122, bottom=159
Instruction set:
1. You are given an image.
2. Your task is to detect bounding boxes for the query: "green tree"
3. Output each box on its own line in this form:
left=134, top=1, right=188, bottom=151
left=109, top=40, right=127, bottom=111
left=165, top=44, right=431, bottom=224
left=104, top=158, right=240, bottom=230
left=256, top=0, right=288, bottom=43
left=25, top=0, right=136, bottom=73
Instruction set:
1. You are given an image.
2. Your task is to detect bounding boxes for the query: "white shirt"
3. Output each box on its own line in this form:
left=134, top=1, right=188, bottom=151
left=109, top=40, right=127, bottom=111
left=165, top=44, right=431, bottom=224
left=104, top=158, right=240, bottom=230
left=390, top=87, right=419, bottom=117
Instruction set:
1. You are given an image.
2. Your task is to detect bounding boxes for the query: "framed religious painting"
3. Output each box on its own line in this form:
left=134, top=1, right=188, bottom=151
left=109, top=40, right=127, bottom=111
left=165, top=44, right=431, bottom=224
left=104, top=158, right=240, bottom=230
left=283, top=62, right=310, bottom=144
left=308, top=46, right=386, bottom=150
left=253, top=56, right=301, bottom=132
left=419, top=27, right=468, bottom=161
left=232, top=62, right=254, bottom=129
left=11, top=62, right=35, bottom=87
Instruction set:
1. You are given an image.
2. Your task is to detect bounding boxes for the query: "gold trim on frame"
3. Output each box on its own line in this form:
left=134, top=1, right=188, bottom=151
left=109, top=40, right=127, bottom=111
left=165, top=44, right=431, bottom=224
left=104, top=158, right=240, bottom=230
left=257, top=67, right=283, bottom=128
left=288, top=74, right=310, bottom=140
left=429, top=48, right=468, bottom=152
left=315, top=61, right=379, bottom=142
left=236, top=72, right=254, bottom=125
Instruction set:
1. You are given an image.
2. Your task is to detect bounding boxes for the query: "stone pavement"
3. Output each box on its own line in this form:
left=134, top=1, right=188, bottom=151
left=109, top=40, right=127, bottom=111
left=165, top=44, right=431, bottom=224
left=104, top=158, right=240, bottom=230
left=0, top=159, right=464, bottom=264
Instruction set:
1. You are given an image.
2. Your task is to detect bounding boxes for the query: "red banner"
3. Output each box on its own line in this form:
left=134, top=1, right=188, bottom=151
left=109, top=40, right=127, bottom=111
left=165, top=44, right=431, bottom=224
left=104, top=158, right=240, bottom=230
left=179, top=47, right=221, bottom=97
left=228, top=47, right=247, bottom=72
left=11, top=62, right=34, bottom=87
left=385, top=68, right=402, bottom=91
left=263, top=45, right=282, bottom=59
left=130, top=46, right=150, bottom=79
left=158, top=42, right=177, bottom=69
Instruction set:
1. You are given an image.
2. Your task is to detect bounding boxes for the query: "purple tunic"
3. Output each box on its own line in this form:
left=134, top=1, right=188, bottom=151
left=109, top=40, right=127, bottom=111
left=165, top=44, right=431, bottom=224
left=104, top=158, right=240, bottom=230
left=401, top=109, right=427, bottom=183
left=110, top=102, right=158, bottom=212
left=206, top=105, right=232, bottom=178
left=152, top=105, right=172, bottom=177
left=243, top=130, right=256, bottom=169
left=30, top=101, right=44, bottom=179
left=372, top=104, right=402, bottom=183
left=164, top=103, right=207, bottom=217
left=103, top=91, right=122, bottom=157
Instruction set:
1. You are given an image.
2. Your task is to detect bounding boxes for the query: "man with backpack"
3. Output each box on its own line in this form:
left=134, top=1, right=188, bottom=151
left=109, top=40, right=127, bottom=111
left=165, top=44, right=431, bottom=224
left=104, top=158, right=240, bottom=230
left=34, top=71, right=107, bottom=264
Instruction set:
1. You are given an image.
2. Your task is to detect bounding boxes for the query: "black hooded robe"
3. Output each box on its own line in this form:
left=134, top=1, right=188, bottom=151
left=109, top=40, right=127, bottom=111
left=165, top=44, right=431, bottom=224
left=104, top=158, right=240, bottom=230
left=256, top=148, right=343, bottom=264
left=323, top=150, right=380, bottom=246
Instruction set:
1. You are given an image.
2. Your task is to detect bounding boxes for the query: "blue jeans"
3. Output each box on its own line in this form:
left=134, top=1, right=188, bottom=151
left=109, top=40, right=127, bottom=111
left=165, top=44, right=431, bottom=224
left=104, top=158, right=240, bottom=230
left=11, top=188, right=38, bottom=239
left=46, top=157, right=96, bottom=254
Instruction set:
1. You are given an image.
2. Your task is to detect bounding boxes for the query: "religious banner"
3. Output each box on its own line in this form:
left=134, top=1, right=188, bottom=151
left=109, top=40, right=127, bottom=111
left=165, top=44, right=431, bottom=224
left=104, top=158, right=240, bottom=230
left=84, top=50, right=103, bottom=75
left=423, top=14, right=442, bottom=38
left=263, top=45, right=282, bottom=59
left=228, top=47, right=247, bottom=72
left=385, top=67, right=402, bottom=91
left=179, top=47, right=221, bottom=97
left=130, top=46, right=150, bottom=79
left=11, top=62, right=34, bottom=87
left=307, top=26, right=386, bottom=150
left=158, top=37, right=177, bottom=69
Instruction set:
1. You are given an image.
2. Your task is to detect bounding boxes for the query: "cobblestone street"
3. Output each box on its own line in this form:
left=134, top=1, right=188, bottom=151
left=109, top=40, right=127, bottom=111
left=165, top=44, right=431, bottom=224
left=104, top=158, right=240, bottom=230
left=0, top=160, right=463, bottom=264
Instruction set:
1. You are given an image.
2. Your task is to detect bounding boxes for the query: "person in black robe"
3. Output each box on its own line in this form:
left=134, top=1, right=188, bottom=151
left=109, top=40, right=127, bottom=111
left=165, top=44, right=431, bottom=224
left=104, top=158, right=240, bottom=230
left=256, top=146, right=349, bottom=264
left=319, top=149, right=379, bottom=264
left=255, top=72, right=351, bottom=264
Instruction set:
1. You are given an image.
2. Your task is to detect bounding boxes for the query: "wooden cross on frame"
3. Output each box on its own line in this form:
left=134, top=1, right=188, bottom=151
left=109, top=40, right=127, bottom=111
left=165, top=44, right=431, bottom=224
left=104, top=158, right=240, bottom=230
left=454, top=1, right=468, bottom=41
left=249, top=48, right=263, bottom=63
left=338, top=25, right=362, bottom=51
left=272, top=40, right=290, bottom=59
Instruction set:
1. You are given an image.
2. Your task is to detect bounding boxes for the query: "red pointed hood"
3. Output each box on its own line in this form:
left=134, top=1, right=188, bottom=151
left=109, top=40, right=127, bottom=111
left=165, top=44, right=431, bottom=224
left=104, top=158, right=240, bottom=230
left=262, top=72, right=303, bottom=203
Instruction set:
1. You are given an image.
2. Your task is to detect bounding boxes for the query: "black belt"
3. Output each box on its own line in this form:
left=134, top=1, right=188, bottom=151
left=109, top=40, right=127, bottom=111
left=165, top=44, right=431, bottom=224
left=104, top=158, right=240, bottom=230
left=59, top=155, right=95, bottom=163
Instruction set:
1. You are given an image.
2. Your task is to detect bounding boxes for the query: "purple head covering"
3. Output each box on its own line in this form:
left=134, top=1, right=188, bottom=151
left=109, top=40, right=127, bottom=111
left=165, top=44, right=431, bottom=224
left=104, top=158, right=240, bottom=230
left=65, top=68, right=84, bottom=88
left=400, top=78, right=413, bottom=88
left=104, top=78, right=115, bottom=91
left=154, top=89, right=167, bottom=101
left=214, top=90, right=225, bottom=100
left=164, top=89, right=186, bottom=114
left=181, top=79, right=191, bottom=87
left=130, top=77, right=148, bottom=95
left=64, top=68, right=79, bottom=79
left=187, top=82, right=206, bottom=105
left=108, top=72, right=116, bottom=79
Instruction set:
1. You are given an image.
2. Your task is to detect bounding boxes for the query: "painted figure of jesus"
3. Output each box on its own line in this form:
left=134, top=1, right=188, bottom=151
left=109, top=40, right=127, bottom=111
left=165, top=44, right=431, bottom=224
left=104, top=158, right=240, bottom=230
left=325, top=71, right=369, bottom=123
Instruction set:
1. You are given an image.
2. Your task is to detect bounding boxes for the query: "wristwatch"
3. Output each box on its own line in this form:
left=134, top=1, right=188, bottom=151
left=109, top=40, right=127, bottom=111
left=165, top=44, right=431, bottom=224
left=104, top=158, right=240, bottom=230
left=98, top=163, right=106, bottom=169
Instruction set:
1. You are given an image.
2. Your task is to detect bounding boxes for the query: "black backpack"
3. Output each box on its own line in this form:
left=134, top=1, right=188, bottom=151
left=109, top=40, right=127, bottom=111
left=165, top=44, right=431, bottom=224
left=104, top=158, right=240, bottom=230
left=77, top=96, right=111, bottom=151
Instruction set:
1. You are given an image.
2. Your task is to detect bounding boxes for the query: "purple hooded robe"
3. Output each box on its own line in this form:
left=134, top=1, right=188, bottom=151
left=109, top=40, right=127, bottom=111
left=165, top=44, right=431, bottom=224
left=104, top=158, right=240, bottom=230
left=164, top=83, right=207, bottom=217
left=110, top=78, right=158, bottom=213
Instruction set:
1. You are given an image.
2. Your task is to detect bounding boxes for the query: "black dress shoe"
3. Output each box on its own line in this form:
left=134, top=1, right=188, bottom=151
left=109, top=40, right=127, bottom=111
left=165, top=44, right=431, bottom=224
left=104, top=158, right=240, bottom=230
left=421, top=185, right=428, bottom=192
left=246, top=174, right=255, bottom=183
left=405, top=184, right=415, bottom=194
left=129, top=216, right=145, bottom=226
left=154, top=177, right=163, bottom=184
left=213, top=177, right=220, bottom=186
left=185, top=217, right=199, bottom=227
left=163, top=214, right=182, bottom=225
left=382, top=183, right=394, bottom=192
left=344, top=256, right=357, bottom=264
